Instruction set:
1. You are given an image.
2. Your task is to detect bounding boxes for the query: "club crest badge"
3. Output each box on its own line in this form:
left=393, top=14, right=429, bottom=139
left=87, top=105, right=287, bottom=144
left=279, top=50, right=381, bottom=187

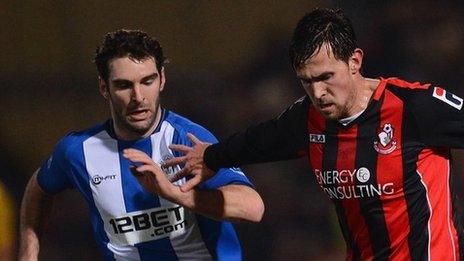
left=161, top=155, right=178, bottom=177
left=374, top=123, right=397, bottom=155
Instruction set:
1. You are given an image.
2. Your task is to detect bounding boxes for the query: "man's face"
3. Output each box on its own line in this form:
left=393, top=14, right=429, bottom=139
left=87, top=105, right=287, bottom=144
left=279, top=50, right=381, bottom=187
left=296, top=44, right=359, bottom=120
left=99, top=56, right=165, bottom=140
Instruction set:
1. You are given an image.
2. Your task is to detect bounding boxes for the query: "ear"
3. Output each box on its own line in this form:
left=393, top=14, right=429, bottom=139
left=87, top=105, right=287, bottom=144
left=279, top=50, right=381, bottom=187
left=159, top=67, right=166, bottom=92
left=348, top=48, right=364, bottom=75
left=98, top=76, right=109, bottom=99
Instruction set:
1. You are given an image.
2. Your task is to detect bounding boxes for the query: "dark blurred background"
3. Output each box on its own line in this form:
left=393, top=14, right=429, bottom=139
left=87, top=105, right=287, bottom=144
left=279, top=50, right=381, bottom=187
left=2, top=0, right=464, bottom=260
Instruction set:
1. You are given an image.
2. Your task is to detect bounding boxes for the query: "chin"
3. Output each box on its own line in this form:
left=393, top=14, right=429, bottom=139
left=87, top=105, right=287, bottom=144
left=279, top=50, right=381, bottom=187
left=318, top=110, right=337, bottom=120
left=322, top=115, right=338, bottom=121
left=129, top=122, right=153, bottom=133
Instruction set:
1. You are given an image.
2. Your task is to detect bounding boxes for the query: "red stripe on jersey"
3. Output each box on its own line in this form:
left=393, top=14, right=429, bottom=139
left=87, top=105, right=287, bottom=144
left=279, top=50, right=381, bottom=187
left=336, top=125, right=374, bottom=260
left=417, top=149, right=458, bottom=260
left=376, top=89, right=411, bottom=259
left=373, top=78, right=388, bottom=101
left=374, top=78, right=431, bottom=101
left=384, top=77, right=431, bottom=90
left=308, top=105, right=325, bottom=173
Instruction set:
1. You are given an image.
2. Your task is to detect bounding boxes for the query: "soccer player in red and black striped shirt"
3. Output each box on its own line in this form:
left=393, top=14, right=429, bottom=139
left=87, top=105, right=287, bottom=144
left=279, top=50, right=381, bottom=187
left=164, top=8, right=463, bottom=260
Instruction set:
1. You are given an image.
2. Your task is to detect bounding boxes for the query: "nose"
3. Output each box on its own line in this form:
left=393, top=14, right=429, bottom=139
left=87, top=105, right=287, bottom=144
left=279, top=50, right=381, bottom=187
left=311, top=81, right=327, bottom=100
left=131, top=84, right=144, bottom=103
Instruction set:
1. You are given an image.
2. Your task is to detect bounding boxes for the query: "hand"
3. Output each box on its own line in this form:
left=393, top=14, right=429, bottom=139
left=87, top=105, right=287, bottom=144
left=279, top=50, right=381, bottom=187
left=123, top=148, right=179, bottom=201
left=162, top=133, right=215, bottom=192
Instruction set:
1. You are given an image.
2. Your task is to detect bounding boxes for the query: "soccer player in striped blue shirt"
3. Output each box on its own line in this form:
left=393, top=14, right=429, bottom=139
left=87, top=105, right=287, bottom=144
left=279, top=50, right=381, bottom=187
left=19, top=30, right=264, bottom=261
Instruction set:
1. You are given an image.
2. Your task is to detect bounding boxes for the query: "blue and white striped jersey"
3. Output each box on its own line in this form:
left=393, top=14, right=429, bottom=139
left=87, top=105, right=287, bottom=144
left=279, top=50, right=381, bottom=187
left=37, top=109, right=252, bottom=260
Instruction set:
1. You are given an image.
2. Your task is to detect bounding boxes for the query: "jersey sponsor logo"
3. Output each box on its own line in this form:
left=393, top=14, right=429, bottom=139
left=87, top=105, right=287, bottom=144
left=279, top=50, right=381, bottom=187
left=374, top=123, right=397, bottom=155
left=91, top=174, right=117, bottom=185
left=356, top=167, right=370, bottom=183
left=432, top=87, right=463, bottom=110
left=107, top=205, right=187, bottom=245
left=314, top=168, right=394, bottom=200
left=309, top=133, right=326, bottom=143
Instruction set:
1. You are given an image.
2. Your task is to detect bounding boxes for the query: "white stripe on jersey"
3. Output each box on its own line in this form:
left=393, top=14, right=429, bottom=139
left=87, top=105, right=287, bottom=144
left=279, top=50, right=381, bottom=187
left=83, top=123, right=213, bottom=260
left=153, top=122, right=212, bottom=260
left=83, top=130, right=140, bottom=260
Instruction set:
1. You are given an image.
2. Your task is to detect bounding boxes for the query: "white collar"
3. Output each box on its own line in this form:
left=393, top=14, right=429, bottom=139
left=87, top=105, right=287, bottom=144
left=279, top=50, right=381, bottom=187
left=338, top=109, right=365, bottom=126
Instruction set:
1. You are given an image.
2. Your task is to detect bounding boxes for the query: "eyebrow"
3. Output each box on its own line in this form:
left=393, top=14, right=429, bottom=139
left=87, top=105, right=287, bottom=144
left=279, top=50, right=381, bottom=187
left=111, top=72, right=159, bottom=85
left=298, top=72, right=333, bottom=82
left=140, top=72, right=158, bottom=82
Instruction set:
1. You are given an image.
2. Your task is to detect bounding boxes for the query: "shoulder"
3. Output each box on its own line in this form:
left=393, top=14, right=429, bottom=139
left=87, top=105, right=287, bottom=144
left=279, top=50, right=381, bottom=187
left=381, top=77, right=431, bottom=98
left=289, top=95, right=310, bottom=109
left=384, top=77, right=431, bottom=90
left=370, top=77, right=433, bottom=104
left=379, top=77, right=464, bottom=114
left=164, top=110, right=218, bottom=144
left=277, top=95, right=310, bottom=117
left=55, top=122, right=108, bottom=160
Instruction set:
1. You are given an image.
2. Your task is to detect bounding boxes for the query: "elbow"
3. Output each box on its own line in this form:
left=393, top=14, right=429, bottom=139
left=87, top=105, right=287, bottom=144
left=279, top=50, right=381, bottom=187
left=248, top=195, right=265, bottom=223
left=221, top=185, right=265, bottom=222
left=253, top=201, right=265, bottom=223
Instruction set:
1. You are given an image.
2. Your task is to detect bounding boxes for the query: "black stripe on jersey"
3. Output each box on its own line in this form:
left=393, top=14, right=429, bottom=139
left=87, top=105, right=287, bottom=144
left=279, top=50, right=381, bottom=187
left=335, top=203, right=361, bottom=261
left=323, top=121, right=360, bottom=260
left=354, top=98, right=391, bottom=261
left=389, top=85, right=430, bottom=261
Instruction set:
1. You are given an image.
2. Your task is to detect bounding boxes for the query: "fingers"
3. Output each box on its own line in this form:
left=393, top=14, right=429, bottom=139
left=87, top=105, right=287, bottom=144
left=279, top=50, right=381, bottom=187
left=136, top=165, right=158, bottom=174
left=123, top=149, right=155, bottom=166
left=169, top=144, right=192, bottom=154
left=123, top=148, right=203, bottom=192
left=180, top=175, right=202, bottom=192
left=136, top=165, right=167, bottom=181
left=186, top=133, right=201, bottom=145
left=162, top=156, right=187, bottom=168
left=123, top=149, right=166, bottom=180
left=129, top=165, right=143, bottom=177
left=168, top=167, right=190, bottom=182
left=124, top=148, right=147, bottom=155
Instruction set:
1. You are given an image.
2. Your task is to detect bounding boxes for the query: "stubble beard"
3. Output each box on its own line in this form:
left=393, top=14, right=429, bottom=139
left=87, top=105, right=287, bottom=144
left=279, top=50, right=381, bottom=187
left=317, top=90, right=357, bottom=121
left=113, top=98, right=160, bottom=138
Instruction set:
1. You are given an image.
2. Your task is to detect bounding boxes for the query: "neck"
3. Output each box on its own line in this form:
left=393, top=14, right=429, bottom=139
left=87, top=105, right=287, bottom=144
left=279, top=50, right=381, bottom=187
left=347, top=75, right=380, bottom=117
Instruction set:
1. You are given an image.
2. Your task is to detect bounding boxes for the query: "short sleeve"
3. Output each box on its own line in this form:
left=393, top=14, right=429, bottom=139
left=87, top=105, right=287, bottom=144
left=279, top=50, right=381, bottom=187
left=37, top=135, right=75, bottom=194
left=408, top=86, right=464, bottom=148
left=199, top=167, right=253, bottom=190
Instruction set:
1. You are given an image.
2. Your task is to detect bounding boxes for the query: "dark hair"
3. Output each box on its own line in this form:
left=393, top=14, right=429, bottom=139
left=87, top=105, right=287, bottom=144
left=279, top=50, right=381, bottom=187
left=94, top=29, right=166, bottom=82
left=289, top=8, right=357, bottom=69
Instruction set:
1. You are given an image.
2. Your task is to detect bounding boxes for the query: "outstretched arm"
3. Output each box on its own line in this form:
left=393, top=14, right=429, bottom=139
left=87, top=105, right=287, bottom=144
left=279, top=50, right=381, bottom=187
left=19, top=170, right=54, bottom=261
left=123, top=149, right=264, bottom=222
left=164, top=96, right=310, bottom=191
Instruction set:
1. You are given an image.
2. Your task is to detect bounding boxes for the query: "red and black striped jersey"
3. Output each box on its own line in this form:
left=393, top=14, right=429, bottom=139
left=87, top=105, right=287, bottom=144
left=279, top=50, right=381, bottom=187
left=205, top=77, right=463, bottom=260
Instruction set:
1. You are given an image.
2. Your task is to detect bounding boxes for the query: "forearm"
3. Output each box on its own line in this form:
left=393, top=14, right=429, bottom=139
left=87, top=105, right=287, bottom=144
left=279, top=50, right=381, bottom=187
left=171, top=184, right=264, bottom=222
left=19, top=171, right=53, bottom=260
left=204, top=97, right=310, bottom=171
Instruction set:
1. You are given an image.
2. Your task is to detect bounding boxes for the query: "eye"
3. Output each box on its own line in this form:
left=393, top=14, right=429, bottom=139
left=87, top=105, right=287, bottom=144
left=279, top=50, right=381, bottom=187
left=321, top=73, right=333, bottom=81
left=300, top=78, right=311, bottom=85
left=114, top=82, right=131, bottom=89
left=142, top=79, right=155, bottom=85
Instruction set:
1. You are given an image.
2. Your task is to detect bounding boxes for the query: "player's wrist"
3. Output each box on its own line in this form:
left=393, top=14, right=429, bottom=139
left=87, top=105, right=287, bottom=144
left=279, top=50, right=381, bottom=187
left=203, top=144, right=220, bottom=172
left=170, top=187, right=195, bottom=209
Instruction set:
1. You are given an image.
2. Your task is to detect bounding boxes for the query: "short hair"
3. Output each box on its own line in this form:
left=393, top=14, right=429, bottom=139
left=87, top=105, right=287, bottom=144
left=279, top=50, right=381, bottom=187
left=289, top=8, right=357, bottom=69
left=94, top=29, right=166, bottom=82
